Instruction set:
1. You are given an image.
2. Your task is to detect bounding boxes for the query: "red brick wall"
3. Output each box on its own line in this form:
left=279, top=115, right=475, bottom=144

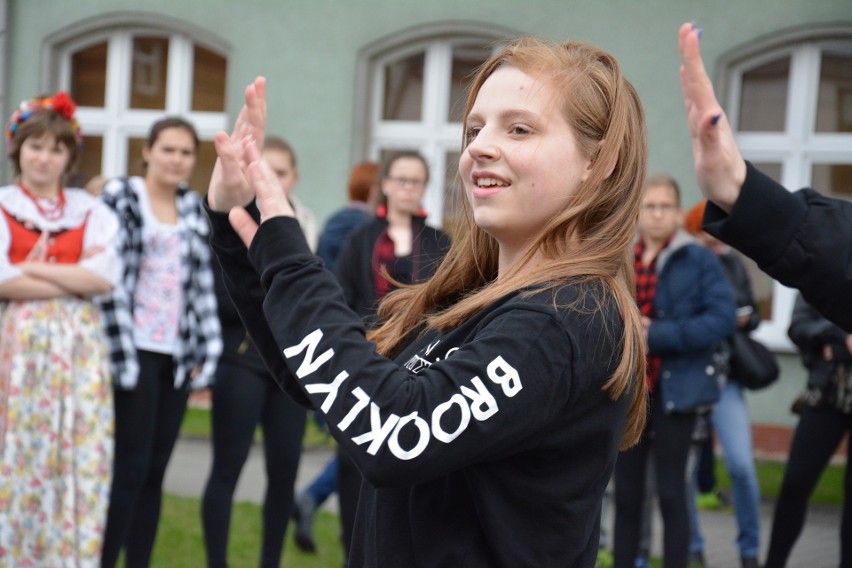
left=752, top=423, right=848, bottom=463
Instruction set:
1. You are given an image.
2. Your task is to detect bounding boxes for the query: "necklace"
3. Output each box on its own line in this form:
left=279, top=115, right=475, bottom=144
left=19, top=183, right=66, bottom=222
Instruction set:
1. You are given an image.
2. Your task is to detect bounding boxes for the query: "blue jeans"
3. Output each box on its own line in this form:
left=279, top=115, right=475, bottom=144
left=689, top=381, right=761, bottom=559
left=305, top=456, right=338, bottom=506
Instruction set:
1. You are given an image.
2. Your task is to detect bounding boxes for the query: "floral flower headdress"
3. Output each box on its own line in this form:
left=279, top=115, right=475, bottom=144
left=5, top=91, right=83, bottom=147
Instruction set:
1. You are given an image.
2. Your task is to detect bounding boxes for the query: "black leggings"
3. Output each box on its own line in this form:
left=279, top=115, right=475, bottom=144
left=613, top=394, right=697, bottom=568
left=201, top=361, right=306, bottom=568
left=337, top=445, right=362, bottom=560
left=101, top=350, right=190, bottom=568
left=764, top=406, right=852, bottom=568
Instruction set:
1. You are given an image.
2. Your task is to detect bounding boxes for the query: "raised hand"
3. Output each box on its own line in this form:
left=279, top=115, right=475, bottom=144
left=208, top=77, right=268, bottom=212
left=678, top=22, right=747, bottom=212
left=228, top=137, right=295, bottom=248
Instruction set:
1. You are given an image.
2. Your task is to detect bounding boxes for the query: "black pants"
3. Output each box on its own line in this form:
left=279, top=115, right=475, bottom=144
left=695, top=429, right=717, bottom=494
left=101, top=350, right=190, bottom=568
left=764, top=406, right=852, bottom=568
left=201, top=360, right=306, bottom=568
left=614, top=394, right=697, bottom=568
left=337, top=445, right=362, bottom=561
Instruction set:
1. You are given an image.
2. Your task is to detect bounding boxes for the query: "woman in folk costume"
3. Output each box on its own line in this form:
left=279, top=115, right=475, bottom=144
left=0, top=92, right=121, bottom=565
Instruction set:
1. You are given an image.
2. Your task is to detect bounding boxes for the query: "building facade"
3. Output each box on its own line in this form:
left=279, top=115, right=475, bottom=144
left=2, top=0, right=851, bottom=443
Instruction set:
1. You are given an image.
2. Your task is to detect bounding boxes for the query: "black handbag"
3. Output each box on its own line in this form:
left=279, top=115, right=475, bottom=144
left=729, top=331, right=779, bottom=390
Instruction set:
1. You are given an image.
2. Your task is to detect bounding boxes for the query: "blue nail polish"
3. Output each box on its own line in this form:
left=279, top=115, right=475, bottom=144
left=697, top=28, right=703, bottom=40
left=711, top=114, right=721, bottom=126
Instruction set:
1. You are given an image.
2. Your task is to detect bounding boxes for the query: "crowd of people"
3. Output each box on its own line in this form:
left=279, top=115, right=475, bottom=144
left=0, top=21, right=848, bottom=568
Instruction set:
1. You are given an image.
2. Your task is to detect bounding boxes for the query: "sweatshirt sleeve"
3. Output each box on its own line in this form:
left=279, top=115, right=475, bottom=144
left=248, top=216, right=581, bottom=487
left=703, top=161, right=852, bottom=332
left=206, top=203, right=311, bottom=407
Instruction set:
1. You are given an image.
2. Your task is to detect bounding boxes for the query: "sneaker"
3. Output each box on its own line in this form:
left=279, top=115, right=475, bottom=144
left=292, top=492, right=318, bottom=553
left=697, top=491, right=724, bottom=510
left=633, top=557, right=649, bottom=568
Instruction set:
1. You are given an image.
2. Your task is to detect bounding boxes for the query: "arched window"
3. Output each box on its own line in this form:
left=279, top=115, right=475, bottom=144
left=356, top=24, right=512, bottom=234
left=47, top=16, right=229, bottom=192
left=721, top=25, right=852, bottom=348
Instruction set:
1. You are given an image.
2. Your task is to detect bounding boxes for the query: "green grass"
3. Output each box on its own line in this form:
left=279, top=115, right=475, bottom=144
left=717, top=457, right=844, bottom=506
left=179, top=407, right=213, bottom=438
left=126, top=408, right=342, bottom=566
left=124, top=494, right=345, bottom=568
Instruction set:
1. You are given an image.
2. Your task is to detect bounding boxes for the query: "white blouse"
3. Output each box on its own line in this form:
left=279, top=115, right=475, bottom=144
left=128, top=177, right=184, bottom=354
left=0, top=184, right=121, bottom=286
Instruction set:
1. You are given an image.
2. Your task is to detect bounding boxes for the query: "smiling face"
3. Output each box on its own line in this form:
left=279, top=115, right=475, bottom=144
left=458, top=66, right=592, bottom=252
left=18, top=132, right=72, bottom=194
left=142, top=126, right=197, bottom=189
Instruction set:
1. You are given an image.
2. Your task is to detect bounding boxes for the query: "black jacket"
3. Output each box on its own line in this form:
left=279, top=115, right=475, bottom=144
left=703, top=161, right=852, bottom=332
left=208, top=206, right=632, bottom=568
left=336, top=215, right=450, bottom=322
left=212, top=256, right=267, bottom=375
left=788, top=294, right=851, bottom=391
left=718, top=252, right=761, bottom=333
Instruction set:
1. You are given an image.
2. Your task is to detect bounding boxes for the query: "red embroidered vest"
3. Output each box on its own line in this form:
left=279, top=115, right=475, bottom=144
left=1, top=207, right=88, bottom=264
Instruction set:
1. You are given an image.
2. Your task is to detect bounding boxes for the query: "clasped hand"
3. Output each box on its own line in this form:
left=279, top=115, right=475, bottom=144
left=208, top=76, right=295, bottom=247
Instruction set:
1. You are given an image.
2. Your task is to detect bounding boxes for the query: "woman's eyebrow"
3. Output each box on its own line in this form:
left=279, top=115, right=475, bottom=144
left=467, top=108, right=540, bottom=124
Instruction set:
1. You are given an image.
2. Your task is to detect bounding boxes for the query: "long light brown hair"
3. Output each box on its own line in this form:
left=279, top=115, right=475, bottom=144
left=369, top=37, right=648, bottom=449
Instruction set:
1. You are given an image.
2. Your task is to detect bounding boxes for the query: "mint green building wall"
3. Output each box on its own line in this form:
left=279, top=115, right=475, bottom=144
left=5, top=0, right=851, bottom=428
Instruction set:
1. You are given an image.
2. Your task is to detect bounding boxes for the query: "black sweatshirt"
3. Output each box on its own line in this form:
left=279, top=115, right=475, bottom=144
left=207, top=206, right=631, bottom=568
left=703, top=161, right=852, bottom=332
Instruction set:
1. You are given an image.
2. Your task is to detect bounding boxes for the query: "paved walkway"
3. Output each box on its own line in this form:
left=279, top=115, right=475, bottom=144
left=165, top=436, right=841, bottom=568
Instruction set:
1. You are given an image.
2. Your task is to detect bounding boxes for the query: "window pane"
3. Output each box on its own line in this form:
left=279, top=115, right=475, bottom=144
left=816, top=51, right=852, bottom=133
left=131, top=37, right=169, bottom=110
left=379, top=148, right=420, bottom=167
left=188, top=140, right=217, bottom=194
left=126, top=137, right=147, bottom=176
left=383, top=52, right=424, bottom=121
left=811, top=163, right=852, bottom=201
left=70, top=42, right=107, bottom=107
left=448, top=44, right=493, bottom=122
left=738, top=161, right=783, bottom=320
left=75, top=135, right=104, bottom=184
left=738, top=57, right=789, bottom=132
left=192, top=45, right=227, bottom=112
left=442, top=151, right=465, bottom=238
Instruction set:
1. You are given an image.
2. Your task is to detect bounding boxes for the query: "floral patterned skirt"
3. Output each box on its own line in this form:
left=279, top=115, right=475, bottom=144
left=0, top=297, right=113, bottom=567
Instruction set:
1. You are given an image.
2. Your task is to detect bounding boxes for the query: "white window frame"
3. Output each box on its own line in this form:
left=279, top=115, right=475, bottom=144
left=356, top=23, right=513, bottom=228
left=369, top=40, right=472, bottom=225
left=52, top=22, right=228, bottom=179
left=725, top=36, right=852, bottom=350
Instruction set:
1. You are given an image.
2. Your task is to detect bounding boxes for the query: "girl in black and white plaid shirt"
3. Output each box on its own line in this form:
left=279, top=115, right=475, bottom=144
left=98, top=116, right=222, bottom=568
